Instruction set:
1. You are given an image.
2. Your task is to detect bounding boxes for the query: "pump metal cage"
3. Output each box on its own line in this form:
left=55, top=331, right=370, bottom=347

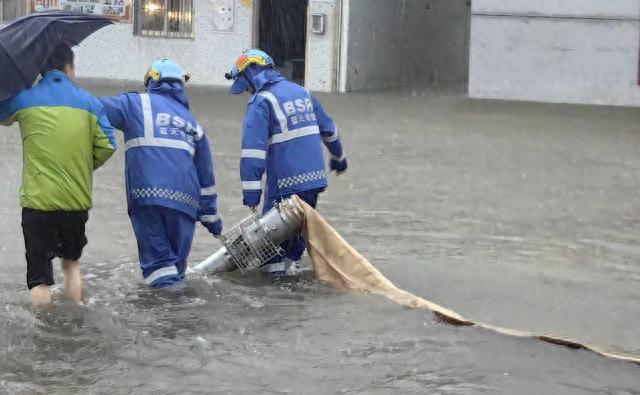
left=219, top=215, right=283, bottom=274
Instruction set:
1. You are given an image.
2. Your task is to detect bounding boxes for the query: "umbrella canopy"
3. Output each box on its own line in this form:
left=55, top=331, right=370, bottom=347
left=0, top=11, right=114, bottom=102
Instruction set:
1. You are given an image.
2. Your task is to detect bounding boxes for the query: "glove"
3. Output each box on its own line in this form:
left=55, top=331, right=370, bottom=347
left=243, top=190, right=261, bottom=208
left=330, top=157, right=348, bottom=173
left=203, top=218, right=223, bottom=237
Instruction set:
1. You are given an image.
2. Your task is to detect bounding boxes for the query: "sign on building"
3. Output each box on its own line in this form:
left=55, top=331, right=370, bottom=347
left=31, top=0, right=131, bottom=20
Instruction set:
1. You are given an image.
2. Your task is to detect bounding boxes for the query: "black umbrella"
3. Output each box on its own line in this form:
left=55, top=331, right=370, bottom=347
left=0, top=11, right=114, bottom=102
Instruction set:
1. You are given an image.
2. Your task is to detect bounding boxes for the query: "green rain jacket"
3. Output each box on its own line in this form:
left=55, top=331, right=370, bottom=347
left=0, top=71, right=117, bottom=211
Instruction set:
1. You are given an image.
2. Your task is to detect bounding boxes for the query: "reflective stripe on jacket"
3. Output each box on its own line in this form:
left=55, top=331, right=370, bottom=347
left=240, top=70, right=345, bottom=207
left=100, top=81, right=219, bottom=223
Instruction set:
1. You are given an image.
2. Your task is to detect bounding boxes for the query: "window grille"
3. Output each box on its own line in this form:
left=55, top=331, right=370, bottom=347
left=134, top=0, right=193, bottom=38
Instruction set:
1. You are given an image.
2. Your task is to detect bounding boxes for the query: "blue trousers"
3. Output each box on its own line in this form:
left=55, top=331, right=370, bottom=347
left=263, top=190, right=320, bottom=264
left=130, top=206, right=195, bottom=288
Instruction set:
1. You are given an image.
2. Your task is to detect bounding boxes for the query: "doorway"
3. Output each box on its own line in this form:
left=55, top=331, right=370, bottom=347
left=257, top=0, right=308, bottom=85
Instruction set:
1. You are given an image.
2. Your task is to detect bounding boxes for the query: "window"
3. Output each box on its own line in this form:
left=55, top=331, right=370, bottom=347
left=134, top=0, right=193, bottom=38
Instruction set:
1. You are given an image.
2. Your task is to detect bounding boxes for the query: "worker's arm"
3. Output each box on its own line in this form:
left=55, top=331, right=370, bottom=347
left=0, top=96, right=19, bottom=126
left=312, top=95, right=347, bottom=174
left=194, top=125, right=223, bottom=237
left=240, top=98, right=270, bottom=209
left=99, top=94, right=131, bottom=132
left=91, top=99, right=117, bottom=170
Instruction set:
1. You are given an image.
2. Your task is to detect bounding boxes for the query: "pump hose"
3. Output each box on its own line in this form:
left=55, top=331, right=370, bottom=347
left=291, top=195, right=640, bottom=366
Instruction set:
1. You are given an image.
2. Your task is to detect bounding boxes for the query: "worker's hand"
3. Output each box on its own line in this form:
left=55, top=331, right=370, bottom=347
left=330, top=158, right=348, bottom=175
left=203, top=218, right=223, bottom=237
left=249, top=206, right=258, bottom=214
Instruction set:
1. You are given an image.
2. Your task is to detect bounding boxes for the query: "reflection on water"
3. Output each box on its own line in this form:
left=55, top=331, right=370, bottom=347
left=1, top=85, right=639, bottom=393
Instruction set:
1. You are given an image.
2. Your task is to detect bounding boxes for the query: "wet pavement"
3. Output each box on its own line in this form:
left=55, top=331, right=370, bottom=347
left=1, top=83, right=639, bottom=394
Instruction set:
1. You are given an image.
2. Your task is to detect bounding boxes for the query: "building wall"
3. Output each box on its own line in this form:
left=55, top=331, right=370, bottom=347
left=345, top=0, right=470, bottom=91
left=74, top=0, right=338, bottom=92
left=469, top=0, right=640, bottom=107
left=75, top=0, right=252, bottom=88
left=305, top=0, right=338, bottom=92
left=1, top=0, right=28, bottom=21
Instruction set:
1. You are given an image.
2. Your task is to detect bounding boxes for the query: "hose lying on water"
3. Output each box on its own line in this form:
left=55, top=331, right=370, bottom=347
left=197, top=195, right=640, bottom=366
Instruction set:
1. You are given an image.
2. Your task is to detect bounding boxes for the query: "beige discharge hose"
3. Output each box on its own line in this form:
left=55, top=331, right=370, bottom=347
left=288, top=196, right=640, bottom=366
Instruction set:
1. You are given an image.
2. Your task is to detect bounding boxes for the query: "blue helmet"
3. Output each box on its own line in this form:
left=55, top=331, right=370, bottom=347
left=225, top=49, right=275, bottom=94
left=144, top=59, right=189, bottom=87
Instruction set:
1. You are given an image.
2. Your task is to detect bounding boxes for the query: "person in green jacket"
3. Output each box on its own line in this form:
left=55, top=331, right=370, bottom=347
left=0, top=44, right=117, bottom=307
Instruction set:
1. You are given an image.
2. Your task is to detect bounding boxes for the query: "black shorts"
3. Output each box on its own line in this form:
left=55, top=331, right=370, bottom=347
left=21, top=208, right=89, bottom=290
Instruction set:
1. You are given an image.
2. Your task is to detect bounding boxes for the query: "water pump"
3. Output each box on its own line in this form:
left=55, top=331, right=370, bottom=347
left=193, top=198, right=305, bottom=274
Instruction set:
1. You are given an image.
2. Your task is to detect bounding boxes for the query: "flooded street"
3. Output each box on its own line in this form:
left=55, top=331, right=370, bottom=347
left=1, top=83, right=639, bottom=393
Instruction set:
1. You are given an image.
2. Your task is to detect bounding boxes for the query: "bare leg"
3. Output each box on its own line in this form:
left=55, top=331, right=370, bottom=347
left=30, top=284, right=52, bottom=308
left=61, top=259, right=82, bottom=303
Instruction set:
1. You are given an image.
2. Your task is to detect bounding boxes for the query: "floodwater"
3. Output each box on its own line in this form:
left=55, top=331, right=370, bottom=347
left=1, top=83, right=639, bottom=394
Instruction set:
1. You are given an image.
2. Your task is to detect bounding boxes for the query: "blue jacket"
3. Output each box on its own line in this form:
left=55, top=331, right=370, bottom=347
left=240, top=68, right=347, bottom=207
left=100, top=81, right=222, bottom=235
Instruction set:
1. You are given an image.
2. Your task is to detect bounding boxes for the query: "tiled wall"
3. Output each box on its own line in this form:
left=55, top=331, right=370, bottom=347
left=305, top=0, right=338, bottom=92
left=75, top=0, right=252, bottom=88
left=74, top=0, right=339, bottom=92
left=469, top=0, right=640, bottom=106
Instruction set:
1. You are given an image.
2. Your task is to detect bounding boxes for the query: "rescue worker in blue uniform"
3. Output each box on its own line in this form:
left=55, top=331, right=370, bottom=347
left=226, top=49, right=347, bottom=277
left=100, top=60, right=222, bottom=287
